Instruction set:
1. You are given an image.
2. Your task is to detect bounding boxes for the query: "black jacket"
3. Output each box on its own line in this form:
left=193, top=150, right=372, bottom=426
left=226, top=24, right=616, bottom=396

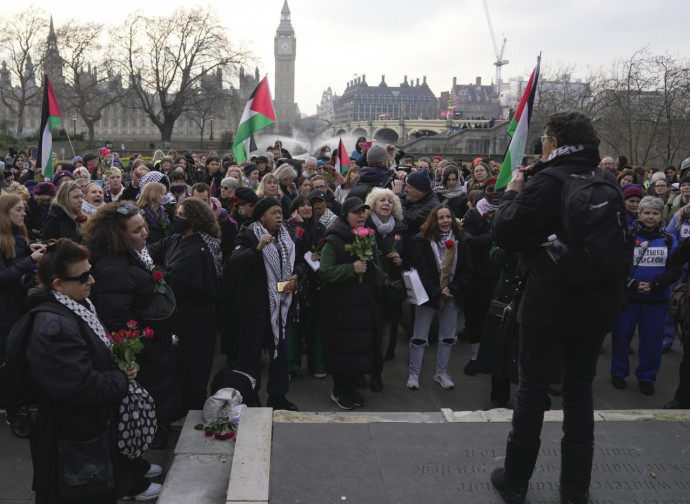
left=141, top=206, right=172, bottom=245
left=463, top=208, right=498, bottom=277
left=402, top=191, right=440, bottom=238
left=25, top=287, right=127, bottom=504
left=0, top=231, right=33, bottom=339
left=42, top=205, right=82, bottom=243
left=491, top=149, right=622, bottom=332
left=411, top=233, right=473, bottom=310
left=226, top=225, right=304, bottom=320
left=349, top=165, right=394, bottom=200
left=89, top=248, right=181, bottom=421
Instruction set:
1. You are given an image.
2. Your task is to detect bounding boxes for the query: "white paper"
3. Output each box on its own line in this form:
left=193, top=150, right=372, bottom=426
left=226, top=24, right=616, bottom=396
left=304, top=251, right=320, bottom=271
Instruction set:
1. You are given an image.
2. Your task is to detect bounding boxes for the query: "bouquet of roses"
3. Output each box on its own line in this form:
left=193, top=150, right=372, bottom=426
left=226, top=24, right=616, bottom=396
left=108, top=320, right=154, bottom=371
left=345, top=227, right=375, bottom=283
left=193, top=417, right=237, bottom=441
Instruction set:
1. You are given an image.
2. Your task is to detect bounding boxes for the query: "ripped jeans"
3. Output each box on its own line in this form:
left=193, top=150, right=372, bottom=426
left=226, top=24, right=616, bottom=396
left=409, top=301, right=458, bottom=375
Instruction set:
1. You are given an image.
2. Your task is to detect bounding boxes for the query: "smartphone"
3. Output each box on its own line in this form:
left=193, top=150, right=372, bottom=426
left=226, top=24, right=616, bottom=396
left=30, top=147, right=38, bottom=159
left=277, top=281, right=289, bottom=292
left=365, top=141, right=372, bottom=150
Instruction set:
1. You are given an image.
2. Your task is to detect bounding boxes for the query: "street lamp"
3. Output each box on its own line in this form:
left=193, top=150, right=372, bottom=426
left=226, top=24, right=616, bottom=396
left=209, top=114, right=214, bottom=141
left=72, top=114, right=77, bottom=137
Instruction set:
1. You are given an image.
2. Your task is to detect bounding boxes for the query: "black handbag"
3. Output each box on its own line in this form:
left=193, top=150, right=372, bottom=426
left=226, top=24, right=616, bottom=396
left=137, top=287, right=176, bottom=321
left=58, top=429, right=114, bottom=500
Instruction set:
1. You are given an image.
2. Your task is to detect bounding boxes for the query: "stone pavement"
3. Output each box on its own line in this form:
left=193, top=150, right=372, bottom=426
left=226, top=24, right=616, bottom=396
left=0, top=333, right=687, bottom=503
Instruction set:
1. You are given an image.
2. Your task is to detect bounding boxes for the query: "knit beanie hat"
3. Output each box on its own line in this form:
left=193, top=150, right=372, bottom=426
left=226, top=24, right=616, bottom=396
left=366, top=145, right=388, bottom=166
left=53, top=170, right=74, bottom=186
left=678, top=175, right=690, bottom=186
left=233, top=187, right=259, bottom=205
left=243, top=163, right=259, bottom=177
left=34, top=181, right=57, bottom=197
left=406, top=169, right=432, bottom=193
left=251, top=197, right=281, bottom=221
left=622, top=184, right=644, bottom=200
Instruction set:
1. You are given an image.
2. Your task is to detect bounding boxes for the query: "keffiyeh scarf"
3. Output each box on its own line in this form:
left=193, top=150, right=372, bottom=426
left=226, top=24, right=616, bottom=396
left=475, top=198, right=499, bottom=217
left=53, top=291, right=111, bottom=350
left=547, top=144, right=587, bottom=162
left=200, top=232, right=223, bottom=278
left=431, top=231, right=457, bottom=284
left=252, top=221, right=295, bottom=357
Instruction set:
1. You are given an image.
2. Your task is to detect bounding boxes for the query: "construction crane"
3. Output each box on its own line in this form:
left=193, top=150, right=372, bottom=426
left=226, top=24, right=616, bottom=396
left=483, top=0, right=509, bottom=97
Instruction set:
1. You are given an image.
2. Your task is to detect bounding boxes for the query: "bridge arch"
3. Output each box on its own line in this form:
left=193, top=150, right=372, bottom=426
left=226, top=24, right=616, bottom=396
left=373, top=128, right=399, bottom=144
left=352, top=127, right=368, bottom=138
left=335, top=129, right=347, bottom=137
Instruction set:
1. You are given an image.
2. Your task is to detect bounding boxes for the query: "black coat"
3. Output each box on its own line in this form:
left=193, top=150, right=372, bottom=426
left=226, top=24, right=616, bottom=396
left=226, top=225, right=304, bottom=320
left=42, top=205, right=82, bottom=243
left=491, top=149, right=622, bottom=333
left=411, top=233, right=473, bottom=310
left=25, top=288, right=128, bottom=504
left=25, top=197, right=51, bottom=240
left=319, top=217, right=380, bottom=376
left=141, top=206, right=172, bottom=245
left=89, top=248, right=181, bottom=422
left=365, top=216, right=410, bottom=319
left=463, top=208, right=497, bottom=277
left=403, top=191, right=440, bottom=237
left=0, top=231, right=33, bottom=342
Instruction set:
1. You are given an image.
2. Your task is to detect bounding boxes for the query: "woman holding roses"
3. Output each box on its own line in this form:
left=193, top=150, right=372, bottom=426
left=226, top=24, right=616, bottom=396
left=320, top=197, right=382, bottom=409
left=84, top=202, right=181, bottom=446
left=364, top=187, right=410, bottom=389
left=407, top=204, right=472, bottom=391
left=286, top=195, right=327, bottom=378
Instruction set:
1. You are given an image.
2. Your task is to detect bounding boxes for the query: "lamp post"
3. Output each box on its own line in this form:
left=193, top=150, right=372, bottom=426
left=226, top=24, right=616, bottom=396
left=72, top=114, right=77, bottom=137
left=209, top=114, right=214, bottom=141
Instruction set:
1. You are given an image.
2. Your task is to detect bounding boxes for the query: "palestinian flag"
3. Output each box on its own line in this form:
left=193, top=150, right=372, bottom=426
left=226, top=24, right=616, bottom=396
left=334, top=138, right=351, bottom=174
left=37, top=75, right=64, bottom=180
left=232, top=77, right=276, bottom=163
left=495, top=56, right=541, bottom=190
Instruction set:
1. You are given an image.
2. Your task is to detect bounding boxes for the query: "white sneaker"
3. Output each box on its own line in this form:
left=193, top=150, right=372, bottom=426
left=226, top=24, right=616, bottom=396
left=123, top=482, right=162, bottom=501
left=144, top=464, right=163, bottom=479
left=406, top=373, right=420, bottom=390
left=433, top=372, right=455, bottom=390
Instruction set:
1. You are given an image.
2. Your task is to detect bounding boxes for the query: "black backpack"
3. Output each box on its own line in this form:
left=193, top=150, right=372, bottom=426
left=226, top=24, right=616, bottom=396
left=541, top=167, right=630, bottom=287
left=0, top=304, right=67, bottom=410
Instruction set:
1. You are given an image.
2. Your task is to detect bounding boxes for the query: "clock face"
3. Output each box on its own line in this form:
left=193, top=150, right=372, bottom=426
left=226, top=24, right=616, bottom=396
left=280, top=40, right=290, bottom=52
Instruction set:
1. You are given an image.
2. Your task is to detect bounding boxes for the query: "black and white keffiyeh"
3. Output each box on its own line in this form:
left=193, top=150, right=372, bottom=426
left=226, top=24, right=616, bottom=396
left=251, top=221, right=295, bottom=357
left=547, top=144, right=586, bottom=161
left=475, top=198, right=499, bottom=216
left=200, top=232, right=223, bottom=278
left=52, top=291, right=111, bottom=350
left=134, top=247, right=155, bottom=271
left=431, top=231, right=457, bottom=283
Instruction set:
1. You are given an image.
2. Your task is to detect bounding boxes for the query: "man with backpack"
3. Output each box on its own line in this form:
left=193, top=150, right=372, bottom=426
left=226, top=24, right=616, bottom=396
left=489, top=111, right=628, bottom=504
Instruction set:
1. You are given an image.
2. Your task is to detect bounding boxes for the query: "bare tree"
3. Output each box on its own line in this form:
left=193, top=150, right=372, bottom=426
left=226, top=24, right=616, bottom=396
left=55, top=22, right=127, bottom=147
left=0, top=9, right=48, bottom=139
left=184, top=72, right=231, bottom=149
left=113, top=7, right=248, bottom=142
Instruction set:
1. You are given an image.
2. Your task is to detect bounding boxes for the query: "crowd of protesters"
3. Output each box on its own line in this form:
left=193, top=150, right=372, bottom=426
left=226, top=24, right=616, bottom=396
left=2, top=132, right=690, bottom=503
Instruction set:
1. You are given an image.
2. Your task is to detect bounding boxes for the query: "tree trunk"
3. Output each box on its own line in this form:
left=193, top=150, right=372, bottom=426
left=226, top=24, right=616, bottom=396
left=87, top=121, right=96, bottom=148
left=159, top=122, right=174, bottom=143
left=15, top=107, right=25, bottom=140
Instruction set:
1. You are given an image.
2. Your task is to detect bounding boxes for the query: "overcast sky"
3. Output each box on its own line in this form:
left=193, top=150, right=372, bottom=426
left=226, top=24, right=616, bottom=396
left=12, top=0, right=690, bottom=115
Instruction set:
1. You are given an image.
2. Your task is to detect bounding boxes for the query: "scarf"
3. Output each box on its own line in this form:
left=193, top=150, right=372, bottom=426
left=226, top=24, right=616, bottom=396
left=199, top=232, right=223, bottom=278
left=251, top=221, right=295, bottom=357
left=431, top=231, right=457, bottom=284
left=81, top=200, right=103, bottom=215
left=370, top=213, right=395, bottom=237
left=137, top=171, right=174, bottom=205
left=144, top=206, right=170, bottom=237
left=242, top=176, right=259, bottom=190
left=135, top=247, right=154, bottom=271
left=52, top=291, right=111, bottom=350
left=475, top=198, right=499, bottom=217
left=547, top=144, right=587, bottom=161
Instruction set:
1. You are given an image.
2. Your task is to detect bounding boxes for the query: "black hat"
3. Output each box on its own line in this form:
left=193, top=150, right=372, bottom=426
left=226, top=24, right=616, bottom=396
left=309, top=190, right=327, bottom=201
left=256, top=155, right=268, bottom=163
left=251, top=197, right=281, bottom=221
left=243, top=163, right=259, bottom=177
left=341, top=196, right=370, bottom=214
left=234, top=187, right=259, bottom=204
left=82, top=152, right=98, bottom=163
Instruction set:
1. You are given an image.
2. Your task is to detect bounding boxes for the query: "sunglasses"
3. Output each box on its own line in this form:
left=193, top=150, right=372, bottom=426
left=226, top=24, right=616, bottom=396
left=59, top=270, right=92, bottom=284
left=116, top=202, right=139, bottom=217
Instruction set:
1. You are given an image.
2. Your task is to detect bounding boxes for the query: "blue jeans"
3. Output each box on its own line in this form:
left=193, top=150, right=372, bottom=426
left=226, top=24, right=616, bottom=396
left=408, top=301, right=458, bottom=376
left=612, top=301, right=666, bottom=383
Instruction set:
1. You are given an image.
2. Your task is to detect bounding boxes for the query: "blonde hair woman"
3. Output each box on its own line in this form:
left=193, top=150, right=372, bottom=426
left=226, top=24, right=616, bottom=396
left=42, top=181, right=87, bottom=243
left=137, top=182, right=171, bottom=244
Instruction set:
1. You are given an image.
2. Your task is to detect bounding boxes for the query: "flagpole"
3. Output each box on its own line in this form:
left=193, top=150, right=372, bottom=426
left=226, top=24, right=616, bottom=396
left=63, top=124, right=77, bottom=160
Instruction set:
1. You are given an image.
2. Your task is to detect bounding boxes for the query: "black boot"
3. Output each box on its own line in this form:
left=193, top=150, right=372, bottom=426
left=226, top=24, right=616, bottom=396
left=560, top=440, right=593, bottom=504
left=491, top=436, right=541, bottom=504
left=7, top=406, right=31, bottom=438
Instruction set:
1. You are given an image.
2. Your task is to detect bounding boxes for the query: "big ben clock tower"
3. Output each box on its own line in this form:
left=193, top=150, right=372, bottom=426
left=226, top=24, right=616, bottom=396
left=274, top=0, right=296, bottom=132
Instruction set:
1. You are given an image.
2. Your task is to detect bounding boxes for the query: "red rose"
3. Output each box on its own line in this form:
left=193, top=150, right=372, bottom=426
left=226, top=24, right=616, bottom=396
left=444, top=239, right=455, bottom=249
left=152, top=270, right=164, bottom=282
left=295, top=227, right=305, bottom=239
left=317, top=237, right=325, bottom=245
left=635, top=239, right=641, bottom=247
left=143, top=327, right=155, bottom=339
left=126, top=320, right=137, bottom=329
left=204, top=429, right=212, bottom=437
left=75, top=215, right=87, bottom=223
left=482, top=213, right=489, bottom=219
